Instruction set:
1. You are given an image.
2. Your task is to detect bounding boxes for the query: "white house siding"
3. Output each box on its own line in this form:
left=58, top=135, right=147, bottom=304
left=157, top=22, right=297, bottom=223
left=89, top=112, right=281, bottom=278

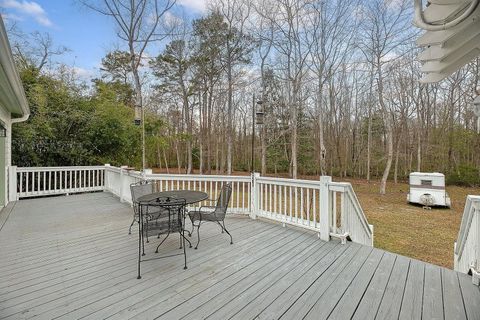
left=0, top=105, right=11, bottom=206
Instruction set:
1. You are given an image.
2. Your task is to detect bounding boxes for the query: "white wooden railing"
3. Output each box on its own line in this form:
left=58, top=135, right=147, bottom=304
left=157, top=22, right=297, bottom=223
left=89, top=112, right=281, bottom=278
left=253, top=175, right=373, bottom=246
left=454, top=195, right=480, bottom=285
left=8, top=165, right=373, bottom=247
left=255, top=176, right=323, bottom=230
left=102, top=166, right=251, bottom=213
left=10, top=166, right=105, bottom=199
left=329, top=182, right=374, bottom=247
left=145, top=173, right=251, bottom=214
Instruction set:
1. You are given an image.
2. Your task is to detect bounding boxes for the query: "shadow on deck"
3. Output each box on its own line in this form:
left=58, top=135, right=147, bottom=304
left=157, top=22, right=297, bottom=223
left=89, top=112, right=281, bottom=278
left=0, top=192, right=478, bottom=319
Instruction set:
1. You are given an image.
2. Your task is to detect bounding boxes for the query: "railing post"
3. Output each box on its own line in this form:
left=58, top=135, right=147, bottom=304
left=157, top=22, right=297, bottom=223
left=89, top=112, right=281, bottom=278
left=8, top=166, right=17, bottom=202
left=319, top=176, right=332, bottom=241
left=120, top=165, right=128, bottom=202
left=475, top=208, right=480, bottom=285
left=104, top=164, right=110, bottom=192
left=250, top=172, right=260, bottom=220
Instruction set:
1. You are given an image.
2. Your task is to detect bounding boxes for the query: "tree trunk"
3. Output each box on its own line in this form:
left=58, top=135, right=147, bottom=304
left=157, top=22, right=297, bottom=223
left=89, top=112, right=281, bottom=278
left=261, top=120, right=267, bottom=175
left=380, top=126, right=393, bottom=194
left=163, top=148, right=169, bottom=174
left=366, top=69, right=373, bottom=183
left=394, top=133, right=400, bottom=184
left=129, top=46, right=145, bottom=171
left=291, top=100, right=298, bottom=179
left=184, top=93, right=192, bottom=174
left=226, top=57, right=233, bottom=175
left=378, top=63, right=392, bottom=195
left=175, top=140, right=181, bottom=174
left=417, top=130, right=422, bottom=172
left=157, top=144, right=162, bottom=170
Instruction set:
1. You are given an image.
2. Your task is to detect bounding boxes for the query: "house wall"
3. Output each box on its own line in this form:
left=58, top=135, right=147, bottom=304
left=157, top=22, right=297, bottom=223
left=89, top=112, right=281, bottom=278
left=0, top=105, right=11, bottom=207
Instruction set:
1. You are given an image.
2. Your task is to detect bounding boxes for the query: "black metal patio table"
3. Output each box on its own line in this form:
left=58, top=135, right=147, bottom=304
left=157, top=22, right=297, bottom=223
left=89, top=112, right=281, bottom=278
left=135, top=190, right=208, bottom=279
left=137, top=190, right=209, bottom=205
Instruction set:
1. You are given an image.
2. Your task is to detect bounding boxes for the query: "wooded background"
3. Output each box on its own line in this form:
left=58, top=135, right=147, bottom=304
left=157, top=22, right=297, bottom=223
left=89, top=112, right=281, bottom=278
left=6, top=0, right=480, bottom=192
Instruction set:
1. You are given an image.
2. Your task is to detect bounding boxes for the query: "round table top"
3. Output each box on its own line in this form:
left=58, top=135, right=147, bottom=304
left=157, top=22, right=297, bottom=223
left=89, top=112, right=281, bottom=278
left=137, top=190, right=208, bottom=205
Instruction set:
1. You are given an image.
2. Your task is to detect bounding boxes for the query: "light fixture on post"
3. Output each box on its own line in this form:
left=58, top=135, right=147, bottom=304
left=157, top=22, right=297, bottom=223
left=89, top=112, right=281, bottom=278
left=256, top=101, right=265, bottom=125
left=133, top=103, right=146, bottom=173
left=251, top=97, right=265, bottom=172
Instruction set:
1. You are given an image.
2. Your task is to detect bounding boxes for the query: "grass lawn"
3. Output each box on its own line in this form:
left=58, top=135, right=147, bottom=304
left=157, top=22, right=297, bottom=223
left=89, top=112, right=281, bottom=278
left=340, top=178, right=480, bottom=269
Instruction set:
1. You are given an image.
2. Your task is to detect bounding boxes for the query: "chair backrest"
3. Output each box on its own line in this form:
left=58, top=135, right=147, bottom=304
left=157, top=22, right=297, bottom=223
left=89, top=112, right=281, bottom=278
left=130, top=180, right=154, bottom=204
left=214, top=183, right=232, bottom=219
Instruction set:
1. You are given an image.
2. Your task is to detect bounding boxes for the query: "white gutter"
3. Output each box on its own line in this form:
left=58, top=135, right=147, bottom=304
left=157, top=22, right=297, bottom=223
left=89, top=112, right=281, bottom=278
left=414, top=0, right=479, bottom=31
left=0, top=16, right=30, bottom=122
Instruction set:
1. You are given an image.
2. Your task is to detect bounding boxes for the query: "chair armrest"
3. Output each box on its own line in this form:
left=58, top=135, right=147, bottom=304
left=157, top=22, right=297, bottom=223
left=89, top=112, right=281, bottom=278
left=199, top=205, right=216, bottom=212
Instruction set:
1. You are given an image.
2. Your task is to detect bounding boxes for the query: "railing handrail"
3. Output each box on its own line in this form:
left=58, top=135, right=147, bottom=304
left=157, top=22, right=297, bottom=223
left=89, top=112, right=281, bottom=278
left=328, top=181, right=373, bottom=238
left=455, top=195, right=480, bottom=259
left=345, top=185, right=372, bottom=237
left=257, top=176, right=321, bottom=188
left=17, top=165, right=106, bottom=172
left=144, top=173, right=251, bottom=182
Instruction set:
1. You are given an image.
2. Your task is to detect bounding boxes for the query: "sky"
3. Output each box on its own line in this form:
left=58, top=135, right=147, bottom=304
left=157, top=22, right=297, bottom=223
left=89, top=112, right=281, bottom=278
left=0, top=0, right=206, bottom=79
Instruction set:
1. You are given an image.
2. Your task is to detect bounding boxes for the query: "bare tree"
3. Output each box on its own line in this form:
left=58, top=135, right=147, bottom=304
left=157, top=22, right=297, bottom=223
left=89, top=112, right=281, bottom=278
left=307, top=0, right=357, bottom=175
left=10, top=31, right=68, bottom=71
left=358, top=0, right=414, bottom=194
left=259, top=0, right=311, bottom=179
left=81, top=0, right=175, bottom=170
left=210, top=0, right=252, bottom=175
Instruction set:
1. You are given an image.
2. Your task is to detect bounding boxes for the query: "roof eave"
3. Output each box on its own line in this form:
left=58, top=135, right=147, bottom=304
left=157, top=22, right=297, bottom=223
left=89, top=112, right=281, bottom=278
left=0, top=17, right=30, bottom=121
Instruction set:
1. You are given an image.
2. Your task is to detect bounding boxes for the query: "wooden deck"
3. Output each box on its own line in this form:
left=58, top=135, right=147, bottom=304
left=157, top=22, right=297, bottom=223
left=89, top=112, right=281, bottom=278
left=0, top=192, right=479, bottom=320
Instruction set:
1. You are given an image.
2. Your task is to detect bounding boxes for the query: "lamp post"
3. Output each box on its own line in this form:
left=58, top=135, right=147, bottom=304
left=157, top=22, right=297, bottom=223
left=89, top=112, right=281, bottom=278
left=474, top=95, right=480, bottom=133
left=134, top=104, right=146, bottom=174
left=251, top=94, right=255, bottom=172
left=251, top=95, right=265, bottom=172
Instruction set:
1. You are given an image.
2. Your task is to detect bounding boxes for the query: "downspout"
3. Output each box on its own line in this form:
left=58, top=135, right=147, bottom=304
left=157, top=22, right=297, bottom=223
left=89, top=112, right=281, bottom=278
left=11, top=113, right=29, bottom=124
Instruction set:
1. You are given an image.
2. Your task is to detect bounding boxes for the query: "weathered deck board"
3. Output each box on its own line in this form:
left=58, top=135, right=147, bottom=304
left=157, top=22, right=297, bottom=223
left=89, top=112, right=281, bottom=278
left=375, top=255, right=410, bottom=319
left=398, top=258, right=425, bottom=320
left=0, top=192, right=479, bottom=320
left=422, top=263, right=444, bottom=320
left=442, top=267, right=467, bottom=320
left=458, top=272, right=480, bottom=320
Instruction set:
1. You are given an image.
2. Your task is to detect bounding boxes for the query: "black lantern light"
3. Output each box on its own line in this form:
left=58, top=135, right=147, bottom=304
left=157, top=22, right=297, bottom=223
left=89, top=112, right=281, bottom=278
left=255, top=100, right=264, bottom=125
left=0, top=124, right=6, bottom=137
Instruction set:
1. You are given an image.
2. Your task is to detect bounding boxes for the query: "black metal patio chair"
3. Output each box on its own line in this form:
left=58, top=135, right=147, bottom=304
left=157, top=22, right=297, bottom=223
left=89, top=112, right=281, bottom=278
left=188, top=183, right=233, bottom=249
left=129, top=180, right=167, bottom=236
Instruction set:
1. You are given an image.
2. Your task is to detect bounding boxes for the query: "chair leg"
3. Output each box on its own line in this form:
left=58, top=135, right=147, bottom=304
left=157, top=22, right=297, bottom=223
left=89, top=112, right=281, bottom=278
left=188, top=217, right=194, bottom=237
left=195, top=222, right=201, bottom=249
left=138, top=218, right=143, bottom=279
left=129, top=217, right=136, bottom=235
left=141, top=223, right=146, bottom=256
left=216, top=221, right=224, bottom=233
left=183, top=230, right=187, bottom=269
left=181, top=233, right=193, bottom=248
left=222, top=220, right=233, bottom=245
